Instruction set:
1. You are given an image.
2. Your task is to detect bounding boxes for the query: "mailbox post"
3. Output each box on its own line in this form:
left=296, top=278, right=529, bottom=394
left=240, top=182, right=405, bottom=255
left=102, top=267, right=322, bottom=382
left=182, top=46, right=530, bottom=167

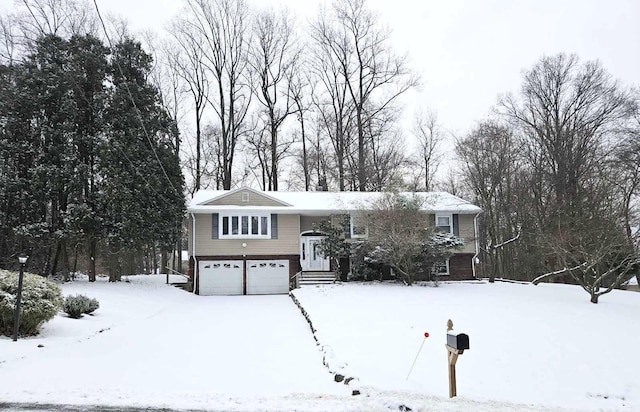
left=445, top=319, right=469, bottom=398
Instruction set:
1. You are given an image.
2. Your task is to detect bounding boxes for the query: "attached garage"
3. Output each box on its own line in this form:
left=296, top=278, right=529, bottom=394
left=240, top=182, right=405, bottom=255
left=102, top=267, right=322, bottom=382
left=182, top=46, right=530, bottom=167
left=246, top=260, right=290, bottom=295
left=198, top=260, right=243, bottom=295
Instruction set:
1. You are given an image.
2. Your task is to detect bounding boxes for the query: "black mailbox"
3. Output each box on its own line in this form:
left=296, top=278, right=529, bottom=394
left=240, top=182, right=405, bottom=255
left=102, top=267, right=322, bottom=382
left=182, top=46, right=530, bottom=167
left=447, top=332, right=470, bottom=351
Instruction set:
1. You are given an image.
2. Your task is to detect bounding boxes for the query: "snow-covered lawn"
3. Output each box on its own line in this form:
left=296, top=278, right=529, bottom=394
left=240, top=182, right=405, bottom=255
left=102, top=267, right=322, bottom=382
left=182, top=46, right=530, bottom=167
left=1, top=275, right=637, bottom=411
left=0, top=275, right=350, bottom=410
left=292, top=281, right=640, bottom=412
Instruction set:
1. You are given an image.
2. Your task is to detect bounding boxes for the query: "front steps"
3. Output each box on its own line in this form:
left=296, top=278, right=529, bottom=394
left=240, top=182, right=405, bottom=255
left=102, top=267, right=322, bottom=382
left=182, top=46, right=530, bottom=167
left=298, top=271, right=337, bottom=286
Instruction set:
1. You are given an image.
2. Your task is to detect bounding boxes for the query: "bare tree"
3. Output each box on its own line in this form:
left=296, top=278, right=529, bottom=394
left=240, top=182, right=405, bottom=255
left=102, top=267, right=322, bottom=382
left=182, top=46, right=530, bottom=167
left=320, top=0, right=419, bottom=191
left=247, top=7, right=300, bottom=191
left=365, top=110, right=407, bottom=190
left=18, top=0, right=98, bottom=43
left=166, top=14, right=210, bottom=192
left=0, top=13, right=20, bottom=65
left=412, top=109, right=443, bottom=191
left=185, top=0, right=251, bottom=190
left=611, top=89, right=640, bottom=286
left=288, top=70, right=313, bottom=190
left=499, top=53, right=629, bottom=220
left=456, top=120, right=521, bottom=281
left=309, top=12, right=354, bottom=191
left=485, top=53, right=639, bottom=301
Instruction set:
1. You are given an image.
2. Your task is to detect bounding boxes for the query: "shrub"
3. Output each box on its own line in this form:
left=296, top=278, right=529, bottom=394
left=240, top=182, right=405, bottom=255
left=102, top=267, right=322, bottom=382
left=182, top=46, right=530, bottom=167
left=63, top=294, right=100, bottom=318
left=0, top=269, right=63, bottom=337
left=84, top=297, right=100, bottom=315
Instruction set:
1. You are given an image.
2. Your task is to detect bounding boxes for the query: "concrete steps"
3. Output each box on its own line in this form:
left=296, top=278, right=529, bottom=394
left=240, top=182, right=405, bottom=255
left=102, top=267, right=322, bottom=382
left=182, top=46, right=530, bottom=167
left=298, top=271, right=336, bottom=286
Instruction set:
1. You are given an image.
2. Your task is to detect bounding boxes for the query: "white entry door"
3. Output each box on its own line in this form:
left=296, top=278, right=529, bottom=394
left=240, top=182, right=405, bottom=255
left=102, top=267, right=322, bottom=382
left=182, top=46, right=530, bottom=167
left=301, top=236, right=330, bottom=271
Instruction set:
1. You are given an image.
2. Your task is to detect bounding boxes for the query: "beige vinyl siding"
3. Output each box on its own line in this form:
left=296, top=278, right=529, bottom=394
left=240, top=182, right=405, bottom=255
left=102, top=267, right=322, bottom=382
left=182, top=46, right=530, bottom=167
left=426, top=213, right=477, bottom=254
left=300, top=215, right=331, bottom=232
left=193, top=213, right=300, bottom=256
left=457, top=214, right=476, bottom=254
left=204, top=189, right=286, bottom=207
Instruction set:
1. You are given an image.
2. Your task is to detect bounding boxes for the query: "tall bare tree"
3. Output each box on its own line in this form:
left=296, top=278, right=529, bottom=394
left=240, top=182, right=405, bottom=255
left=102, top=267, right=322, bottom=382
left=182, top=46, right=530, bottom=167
left=412, top=109, right=443, bottom=191
left=309, top=12, right=354, bottom=191
left=456, top=120, right=521, bottom=281
left=166, top=15, right=210, bottom=192
left=0, top=13, right=20, bottom=65
left=247, top=7, right=300, bottom=191
left=322, top=0, right=419, bottom=191
left=288, top=70, right=313, bottom=190
left=499, top=53, right=629, bottom=220
left=18, top=0, right=98, bottom=43
left=185, top=0, right=251, bottom=190
left=485, top=53, right=638, bottom=301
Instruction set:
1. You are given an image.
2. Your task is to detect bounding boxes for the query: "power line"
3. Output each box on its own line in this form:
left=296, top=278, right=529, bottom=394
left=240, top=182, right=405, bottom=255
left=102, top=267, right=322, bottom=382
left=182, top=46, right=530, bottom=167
left=92, top=0, right=181, bottom=199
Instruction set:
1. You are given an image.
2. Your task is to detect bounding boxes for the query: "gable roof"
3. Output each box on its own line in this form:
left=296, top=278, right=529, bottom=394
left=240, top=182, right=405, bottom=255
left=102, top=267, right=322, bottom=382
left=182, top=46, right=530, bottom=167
left=198, top=186, right=292, bottom=207
left=188, top=188, right=482, bottom=214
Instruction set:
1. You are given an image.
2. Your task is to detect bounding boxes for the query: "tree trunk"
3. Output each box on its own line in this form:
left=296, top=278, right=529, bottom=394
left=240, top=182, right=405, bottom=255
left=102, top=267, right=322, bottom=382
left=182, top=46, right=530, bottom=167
left=271, top=121, right=278, bottom=191
left=50, top=241, right=62, bottom=277
left=177, top=238, right=183, bottom=273
left=161, top=248, right=168, bottom=275
left=590, top=292, right=599, bottom=304
left=356, top=106, right=365, bottom=191
left=61, top=241, right=70, bottom=282
left=88, top=238, right=97, bottom=282
left=195, top=110, right=202, bottom=191
left=300, top=114, right=309, bottom=191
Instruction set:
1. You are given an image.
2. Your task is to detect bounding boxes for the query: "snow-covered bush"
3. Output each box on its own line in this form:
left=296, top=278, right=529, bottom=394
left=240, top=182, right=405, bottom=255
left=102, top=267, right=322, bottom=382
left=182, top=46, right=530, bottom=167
left=0, top=269, right=63, bottom=337
left=85, top=297, right=100, bottom=314
left=64, top=294, right=100, bottom=318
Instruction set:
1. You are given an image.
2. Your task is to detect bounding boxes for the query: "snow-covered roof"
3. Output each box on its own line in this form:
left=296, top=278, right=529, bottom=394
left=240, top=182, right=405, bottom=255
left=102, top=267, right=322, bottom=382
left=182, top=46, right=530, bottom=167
left=188, top=187, right=482, bottom=214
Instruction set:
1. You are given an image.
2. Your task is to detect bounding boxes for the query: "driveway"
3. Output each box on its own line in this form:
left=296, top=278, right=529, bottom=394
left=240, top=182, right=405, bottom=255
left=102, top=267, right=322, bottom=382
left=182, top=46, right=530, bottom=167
left=0, top=278, right=346, bottom=409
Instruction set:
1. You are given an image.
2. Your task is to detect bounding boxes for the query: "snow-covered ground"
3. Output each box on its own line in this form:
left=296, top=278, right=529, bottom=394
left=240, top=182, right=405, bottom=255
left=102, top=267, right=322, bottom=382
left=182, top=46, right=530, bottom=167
left=0, top=275, right=349, bottom=410
left=292, top=281, right=640, bottom=412
left=1, top=275, right=637, bottom=411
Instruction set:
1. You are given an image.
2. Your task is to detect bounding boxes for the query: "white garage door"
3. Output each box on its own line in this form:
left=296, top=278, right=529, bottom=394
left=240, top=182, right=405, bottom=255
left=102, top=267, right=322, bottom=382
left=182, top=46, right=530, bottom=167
left=198, top=260, right=243, bottom=295
left=246, top=260, right=290, bottom=295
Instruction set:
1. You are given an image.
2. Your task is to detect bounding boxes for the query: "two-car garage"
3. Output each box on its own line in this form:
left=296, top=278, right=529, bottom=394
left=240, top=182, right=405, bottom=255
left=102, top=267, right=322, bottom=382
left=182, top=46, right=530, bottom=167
left=197, top=259, right=290, bottom=295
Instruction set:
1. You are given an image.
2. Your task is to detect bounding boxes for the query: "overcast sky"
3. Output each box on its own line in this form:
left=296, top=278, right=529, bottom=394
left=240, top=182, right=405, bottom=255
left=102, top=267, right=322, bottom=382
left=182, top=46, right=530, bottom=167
left=2, top=0, right=639, bottom=146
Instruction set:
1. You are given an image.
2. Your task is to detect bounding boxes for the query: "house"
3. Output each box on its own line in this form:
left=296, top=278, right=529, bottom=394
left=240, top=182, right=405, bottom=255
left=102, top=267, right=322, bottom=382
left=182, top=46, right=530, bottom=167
left=187, top=187, right=482, bottom=295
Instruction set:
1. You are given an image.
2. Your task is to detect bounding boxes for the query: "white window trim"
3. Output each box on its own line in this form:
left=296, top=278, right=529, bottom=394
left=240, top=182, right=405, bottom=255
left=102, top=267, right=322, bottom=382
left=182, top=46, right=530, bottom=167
left=219, top=213, right=270, bottom=239
left=435, top=258, right=450, bottom=276
left=350, top=214, right=368, bottom=238
left=435, top=213, right=453, bottom=234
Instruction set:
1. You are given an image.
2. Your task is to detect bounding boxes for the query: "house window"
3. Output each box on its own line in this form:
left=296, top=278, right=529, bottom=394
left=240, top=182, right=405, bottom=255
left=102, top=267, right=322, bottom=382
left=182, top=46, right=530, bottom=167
left=350, top=214, right=368, bottom=238
left=220, top=213, right=270, bottom=238
left=436, top=214, right=453, bottom=234
left=434, top=258, right=450, bottom=276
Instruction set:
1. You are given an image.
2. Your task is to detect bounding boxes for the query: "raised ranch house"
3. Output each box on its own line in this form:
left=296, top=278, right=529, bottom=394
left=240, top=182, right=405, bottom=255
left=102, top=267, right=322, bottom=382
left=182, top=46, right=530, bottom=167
left=187, top=187, right=482, bottom=295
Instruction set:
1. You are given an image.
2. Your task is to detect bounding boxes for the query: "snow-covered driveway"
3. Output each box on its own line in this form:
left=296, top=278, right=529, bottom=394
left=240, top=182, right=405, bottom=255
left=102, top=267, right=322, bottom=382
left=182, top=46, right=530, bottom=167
left=0, top=276, right=347, bottom=409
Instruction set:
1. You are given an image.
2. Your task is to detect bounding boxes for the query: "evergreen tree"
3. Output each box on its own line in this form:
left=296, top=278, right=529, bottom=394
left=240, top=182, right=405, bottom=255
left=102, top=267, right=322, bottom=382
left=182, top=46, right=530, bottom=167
left=101, top=38, right=184, bottom=281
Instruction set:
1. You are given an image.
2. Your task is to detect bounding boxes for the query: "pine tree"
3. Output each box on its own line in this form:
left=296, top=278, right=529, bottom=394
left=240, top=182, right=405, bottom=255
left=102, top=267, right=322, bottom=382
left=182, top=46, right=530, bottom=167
left=101, top=38, right=184, bottom=281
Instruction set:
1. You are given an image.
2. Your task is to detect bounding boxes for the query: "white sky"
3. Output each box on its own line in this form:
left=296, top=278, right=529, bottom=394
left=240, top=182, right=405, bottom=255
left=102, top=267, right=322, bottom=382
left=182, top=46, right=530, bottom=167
left=1, top=0, right=639, bottom=148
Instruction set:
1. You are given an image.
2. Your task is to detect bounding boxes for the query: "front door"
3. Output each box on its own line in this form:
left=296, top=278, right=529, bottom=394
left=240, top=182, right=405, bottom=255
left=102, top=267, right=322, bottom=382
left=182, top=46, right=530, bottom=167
left=301, top=236, right=330, bottom=271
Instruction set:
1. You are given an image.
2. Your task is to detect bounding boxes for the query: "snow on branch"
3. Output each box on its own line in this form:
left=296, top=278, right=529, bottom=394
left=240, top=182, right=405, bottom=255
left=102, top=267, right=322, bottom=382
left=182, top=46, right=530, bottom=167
left=493, top=226, right=522, bottom=249
left=532, top=262, right=588, bottom=285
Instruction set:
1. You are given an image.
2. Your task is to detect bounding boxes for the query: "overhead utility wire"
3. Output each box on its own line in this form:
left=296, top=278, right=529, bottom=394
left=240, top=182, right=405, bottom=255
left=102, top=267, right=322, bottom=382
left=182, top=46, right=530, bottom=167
left=92, top=0, right=181, bottom=198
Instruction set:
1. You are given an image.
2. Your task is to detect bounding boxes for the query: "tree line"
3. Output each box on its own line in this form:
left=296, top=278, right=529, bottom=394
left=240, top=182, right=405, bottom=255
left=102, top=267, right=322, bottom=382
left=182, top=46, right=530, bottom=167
left=0, top=4, right=185, bottom=280
left=456, top=55, right=639, bottom=302
left=1, top=0, right=638, bottom=298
